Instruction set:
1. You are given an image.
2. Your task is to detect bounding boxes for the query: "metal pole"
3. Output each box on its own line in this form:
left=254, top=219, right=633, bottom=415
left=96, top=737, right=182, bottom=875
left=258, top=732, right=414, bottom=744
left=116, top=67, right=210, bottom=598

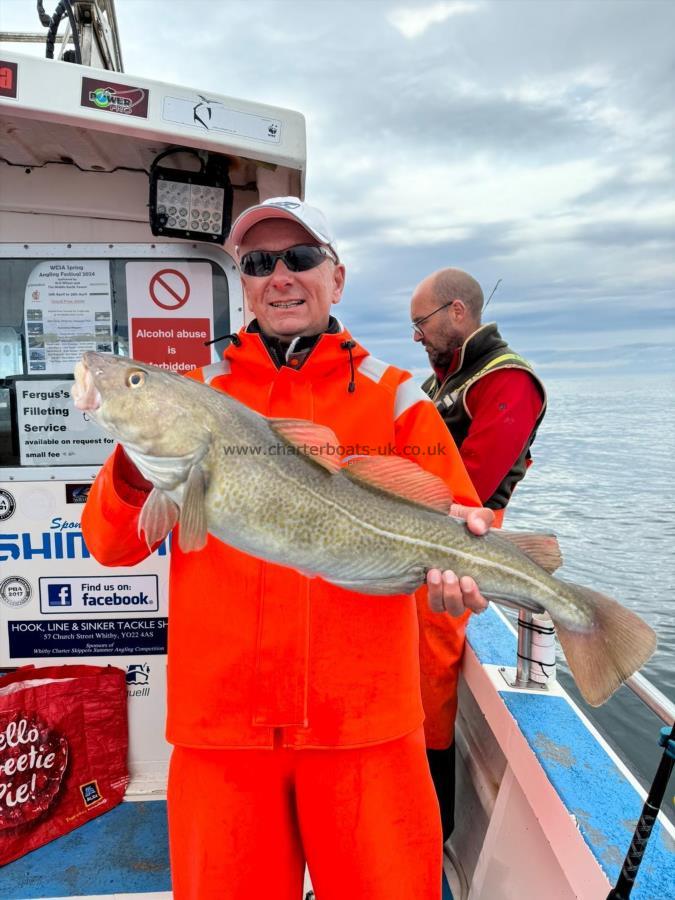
left=515, top=611, right=532, bottom=686
left=0, top=33, right=66, bottom=42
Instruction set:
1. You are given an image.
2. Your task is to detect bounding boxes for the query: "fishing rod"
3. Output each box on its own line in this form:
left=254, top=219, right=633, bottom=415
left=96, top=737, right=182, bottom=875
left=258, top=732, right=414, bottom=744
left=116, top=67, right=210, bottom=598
left=606, top=719, right=675, bottom=899
left=483, top=278, right=502, bottom=312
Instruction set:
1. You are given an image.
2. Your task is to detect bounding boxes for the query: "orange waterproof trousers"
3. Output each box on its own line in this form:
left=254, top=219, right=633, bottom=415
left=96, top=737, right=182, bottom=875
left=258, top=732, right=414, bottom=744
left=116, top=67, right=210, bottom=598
left=167, top=727, right=441, bottom=900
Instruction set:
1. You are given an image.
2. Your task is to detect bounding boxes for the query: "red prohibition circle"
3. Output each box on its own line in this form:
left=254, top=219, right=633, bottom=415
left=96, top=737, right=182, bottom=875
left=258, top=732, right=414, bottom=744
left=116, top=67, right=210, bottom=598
left=149, top=269, right=191, bottom=310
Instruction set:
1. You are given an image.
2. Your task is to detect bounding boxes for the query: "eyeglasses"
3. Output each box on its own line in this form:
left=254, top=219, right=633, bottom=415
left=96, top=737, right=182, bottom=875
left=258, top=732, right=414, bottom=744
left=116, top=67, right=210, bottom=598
left=239, top=244, right=337, bottom=277
left=411, top=302, right=454, bottom=338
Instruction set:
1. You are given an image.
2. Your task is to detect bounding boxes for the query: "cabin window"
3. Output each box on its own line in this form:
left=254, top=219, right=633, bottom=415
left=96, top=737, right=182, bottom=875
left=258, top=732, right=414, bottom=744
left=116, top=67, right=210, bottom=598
left=0, top=253, right=231, bottom=468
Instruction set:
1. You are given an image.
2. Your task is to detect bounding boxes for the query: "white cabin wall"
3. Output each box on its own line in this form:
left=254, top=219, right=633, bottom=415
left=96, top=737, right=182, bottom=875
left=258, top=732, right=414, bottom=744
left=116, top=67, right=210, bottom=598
left=0, top=163, right=150, bottom=227
left=0, top=210, right=156, bottom=243
left=0, top=159, right=302, bottom=245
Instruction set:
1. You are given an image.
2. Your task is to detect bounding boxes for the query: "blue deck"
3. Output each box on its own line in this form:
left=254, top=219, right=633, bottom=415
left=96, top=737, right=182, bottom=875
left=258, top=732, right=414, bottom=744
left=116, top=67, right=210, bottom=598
left=0, top=800, right=171, bottom=898
left=467, top=607, right=675, bottom=900
left=0, top=798, right=456, bottom=898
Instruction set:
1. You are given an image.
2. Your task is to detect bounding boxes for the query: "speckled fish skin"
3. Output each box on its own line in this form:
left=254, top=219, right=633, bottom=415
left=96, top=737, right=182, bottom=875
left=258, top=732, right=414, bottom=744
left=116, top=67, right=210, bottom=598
left=72, top=353, right=573, bottom=614
left=72, top=352, right=657, bottom=706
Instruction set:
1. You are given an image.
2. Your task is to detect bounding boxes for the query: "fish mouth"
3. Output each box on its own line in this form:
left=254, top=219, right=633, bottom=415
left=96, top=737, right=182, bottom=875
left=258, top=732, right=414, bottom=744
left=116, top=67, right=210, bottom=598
left=71, top=353, right=103, bottom=412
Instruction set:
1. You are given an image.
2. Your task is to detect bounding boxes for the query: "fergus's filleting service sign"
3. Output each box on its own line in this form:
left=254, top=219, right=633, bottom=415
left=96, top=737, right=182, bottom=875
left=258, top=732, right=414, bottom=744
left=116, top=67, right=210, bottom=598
left=14, top=379, right=114, bottom=467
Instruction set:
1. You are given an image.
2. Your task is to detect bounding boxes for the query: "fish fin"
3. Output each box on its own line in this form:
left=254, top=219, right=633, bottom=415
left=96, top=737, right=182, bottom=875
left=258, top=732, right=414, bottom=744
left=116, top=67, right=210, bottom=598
left=330, top=567, right=427, bottom=596
left=267, top=418, right=342, bottom=474
left=497, top=531, right=563, bottom=573
left=125, top=443, right=208, bottom=491
left=552, top=583, right=657, bottom=707
left=178, top=466, right=208, bottom=552
left=138, top=488, right=179, bottom=548
left=344, top=456, right=453, bottom=514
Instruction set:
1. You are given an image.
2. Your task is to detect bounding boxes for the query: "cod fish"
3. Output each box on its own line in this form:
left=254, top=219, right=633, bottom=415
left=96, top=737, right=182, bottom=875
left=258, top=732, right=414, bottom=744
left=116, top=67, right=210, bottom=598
left=72, top=352, right=656, bottom=707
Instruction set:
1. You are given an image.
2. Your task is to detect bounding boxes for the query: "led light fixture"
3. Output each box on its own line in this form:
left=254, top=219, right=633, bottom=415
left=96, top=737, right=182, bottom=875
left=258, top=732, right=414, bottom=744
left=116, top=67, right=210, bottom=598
left=149, top=148, right=233, bottom=243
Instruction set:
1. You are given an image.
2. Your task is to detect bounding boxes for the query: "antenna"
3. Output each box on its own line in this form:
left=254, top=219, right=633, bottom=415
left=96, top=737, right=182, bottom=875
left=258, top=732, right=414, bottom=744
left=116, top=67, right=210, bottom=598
left=484, top=278, right=502, bottom=312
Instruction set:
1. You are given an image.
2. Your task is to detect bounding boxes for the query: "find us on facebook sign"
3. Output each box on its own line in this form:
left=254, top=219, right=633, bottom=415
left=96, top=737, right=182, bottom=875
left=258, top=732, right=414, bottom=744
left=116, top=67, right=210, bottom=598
left=39, top=575, right=159, bottom=614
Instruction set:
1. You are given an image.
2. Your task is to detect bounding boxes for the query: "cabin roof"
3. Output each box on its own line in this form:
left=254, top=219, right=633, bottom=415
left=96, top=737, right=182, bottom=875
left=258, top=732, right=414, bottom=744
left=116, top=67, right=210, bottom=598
left=0, top=51, right=306, bottom=177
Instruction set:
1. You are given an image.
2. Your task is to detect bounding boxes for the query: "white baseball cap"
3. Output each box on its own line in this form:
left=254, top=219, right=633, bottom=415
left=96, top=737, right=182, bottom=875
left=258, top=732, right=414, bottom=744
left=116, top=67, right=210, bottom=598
left=229, top=196, right=338, bottom=257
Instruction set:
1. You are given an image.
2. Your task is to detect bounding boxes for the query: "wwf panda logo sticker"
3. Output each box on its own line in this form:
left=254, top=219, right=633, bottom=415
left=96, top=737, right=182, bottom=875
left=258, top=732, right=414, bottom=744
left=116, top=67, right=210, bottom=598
left=0, top=489, right=16, bottom=521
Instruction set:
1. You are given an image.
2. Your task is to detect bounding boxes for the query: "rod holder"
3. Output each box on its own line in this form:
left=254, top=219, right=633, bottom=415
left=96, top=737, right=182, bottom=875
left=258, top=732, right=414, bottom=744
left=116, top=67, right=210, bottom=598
left=499, top=611, right=556, bottom=691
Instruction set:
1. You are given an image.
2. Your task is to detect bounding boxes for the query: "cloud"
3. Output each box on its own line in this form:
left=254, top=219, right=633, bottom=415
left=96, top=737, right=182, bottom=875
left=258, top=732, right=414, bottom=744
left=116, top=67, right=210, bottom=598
left=388, top=1, right=483, bottom=39
left=2, top=0, right=673, bottom=380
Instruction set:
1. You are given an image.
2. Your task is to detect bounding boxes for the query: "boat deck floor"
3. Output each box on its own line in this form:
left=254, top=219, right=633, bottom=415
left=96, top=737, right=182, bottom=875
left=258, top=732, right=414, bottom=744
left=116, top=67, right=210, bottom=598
left=1, top=797, right=456, bottom=899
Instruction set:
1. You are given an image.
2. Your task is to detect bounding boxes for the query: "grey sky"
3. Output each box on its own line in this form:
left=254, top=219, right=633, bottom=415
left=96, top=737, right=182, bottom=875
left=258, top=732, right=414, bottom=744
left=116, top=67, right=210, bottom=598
left=3, top=0, right=674, bottom=377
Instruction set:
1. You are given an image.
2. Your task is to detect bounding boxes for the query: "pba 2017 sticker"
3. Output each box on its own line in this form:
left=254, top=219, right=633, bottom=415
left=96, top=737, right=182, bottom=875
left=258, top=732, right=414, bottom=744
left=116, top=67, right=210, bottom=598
left=0, top=577, right=32, bottom=609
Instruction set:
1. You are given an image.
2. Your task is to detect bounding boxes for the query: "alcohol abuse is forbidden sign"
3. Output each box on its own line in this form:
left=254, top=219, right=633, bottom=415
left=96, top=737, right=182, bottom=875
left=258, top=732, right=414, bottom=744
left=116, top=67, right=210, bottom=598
left=149, top=269, right=191, bottom=310
left=125, top=262, right=214, bottom=370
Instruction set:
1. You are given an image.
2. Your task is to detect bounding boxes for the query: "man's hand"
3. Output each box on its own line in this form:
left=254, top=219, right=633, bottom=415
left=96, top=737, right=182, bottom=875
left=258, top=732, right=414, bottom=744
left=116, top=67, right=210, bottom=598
left=425, top=505, right=494, bottom=615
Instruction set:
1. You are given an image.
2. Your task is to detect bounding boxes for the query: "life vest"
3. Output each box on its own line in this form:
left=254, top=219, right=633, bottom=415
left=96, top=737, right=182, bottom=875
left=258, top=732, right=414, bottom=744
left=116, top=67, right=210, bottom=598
left=422, top=323, right=546, bottom=512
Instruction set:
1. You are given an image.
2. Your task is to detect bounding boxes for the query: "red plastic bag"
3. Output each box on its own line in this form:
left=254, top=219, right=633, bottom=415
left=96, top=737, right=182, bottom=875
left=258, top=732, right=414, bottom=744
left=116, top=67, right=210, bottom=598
left=0, top=663, right=128, bottom=865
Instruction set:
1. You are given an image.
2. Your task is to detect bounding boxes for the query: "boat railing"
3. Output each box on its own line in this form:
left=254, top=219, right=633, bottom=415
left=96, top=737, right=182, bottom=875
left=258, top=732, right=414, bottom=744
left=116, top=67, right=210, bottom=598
left=625, top=671, right=675, bottom=726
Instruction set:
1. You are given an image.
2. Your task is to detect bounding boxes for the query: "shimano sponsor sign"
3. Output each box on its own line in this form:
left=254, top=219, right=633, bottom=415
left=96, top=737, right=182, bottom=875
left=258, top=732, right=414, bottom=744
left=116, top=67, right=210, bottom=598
left=39, top=576, right=159, bottom=614
left=0, top=516, right=168, bottom=562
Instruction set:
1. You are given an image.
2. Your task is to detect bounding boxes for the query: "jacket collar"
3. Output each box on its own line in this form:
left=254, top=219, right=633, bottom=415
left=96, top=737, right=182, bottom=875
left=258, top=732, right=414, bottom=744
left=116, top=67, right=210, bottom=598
left=224, top=318, right=368, bottom=387
left=245, top=316, right=343, bottom=368
left=434, top=322, right=501, bottom=382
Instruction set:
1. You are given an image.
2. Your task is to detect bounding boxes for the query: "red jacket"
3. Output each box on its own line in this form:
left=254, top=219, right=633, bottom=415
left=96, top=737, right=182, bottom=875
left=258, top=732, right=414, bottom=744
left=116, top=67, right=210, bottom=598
left=81, top=326, right=479, bottom=749
left=461, top=368, right=543, bottom=512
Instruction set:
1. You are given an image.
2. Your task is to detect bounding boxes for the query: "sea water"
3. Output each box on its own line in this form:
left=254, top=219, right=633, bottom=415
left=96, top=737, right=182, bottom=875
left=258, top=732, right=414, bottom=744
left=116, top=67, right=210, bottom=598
left=503, top=372, right=675, bottom=822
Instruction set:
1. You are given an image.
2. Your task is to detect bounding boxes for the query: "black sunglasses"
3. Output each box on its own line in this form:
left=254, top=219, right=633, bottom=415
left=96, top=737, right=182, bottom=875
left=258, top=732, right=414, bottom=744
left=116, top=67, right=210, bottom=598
left=240, top=244, right=337, bottom=277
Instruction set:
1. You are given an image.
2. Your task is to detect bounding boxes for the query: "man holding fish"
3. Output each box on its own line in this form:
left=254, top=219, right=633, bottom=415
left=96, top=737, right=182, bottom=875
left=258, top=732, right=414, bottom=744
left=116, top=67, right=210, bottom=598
left=79, top=197, right=492, bottom=899
left=76, top=198, right=654, bottom=900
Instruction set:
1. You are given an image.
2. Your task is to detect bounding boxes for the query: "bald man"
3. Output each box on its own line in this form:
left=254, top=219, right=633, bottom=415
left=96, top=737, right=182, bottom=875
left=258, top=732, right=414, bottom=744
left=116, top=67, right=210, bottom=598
left=411, top=268, right=546, bottom=840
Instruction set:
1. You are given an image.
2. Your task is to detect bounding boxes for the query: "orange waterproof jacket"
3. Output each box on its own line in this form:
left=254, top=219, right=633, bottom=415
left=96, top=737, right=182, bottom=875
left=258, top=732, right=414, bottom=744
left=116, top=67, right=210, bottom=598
left=81, top=327, right=479, bottom=749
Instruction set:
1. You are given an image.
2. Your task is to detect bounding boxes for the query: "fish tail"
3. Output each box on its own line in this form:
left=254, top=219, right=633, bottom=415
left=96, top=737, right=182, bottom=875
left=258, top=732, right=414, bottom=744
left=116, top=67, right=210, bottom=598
left=552, top=582, right=657, bottom=707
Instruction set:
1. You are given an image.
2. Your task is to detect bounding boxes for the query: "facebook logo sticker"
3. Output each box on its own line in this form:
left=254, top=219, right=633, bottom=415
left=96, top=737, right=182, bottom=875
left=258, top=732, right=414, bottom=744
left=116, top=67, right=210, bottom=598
left=48, top=584, right=72, bottom=607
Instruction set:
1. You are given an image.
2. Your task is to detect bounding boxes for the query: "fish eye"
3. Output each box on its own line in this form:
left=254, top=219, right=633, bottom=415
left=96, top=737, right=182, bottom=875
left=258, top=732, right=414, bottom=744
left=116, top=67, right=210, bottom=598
left=127, top=371, right=145, bottom=388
